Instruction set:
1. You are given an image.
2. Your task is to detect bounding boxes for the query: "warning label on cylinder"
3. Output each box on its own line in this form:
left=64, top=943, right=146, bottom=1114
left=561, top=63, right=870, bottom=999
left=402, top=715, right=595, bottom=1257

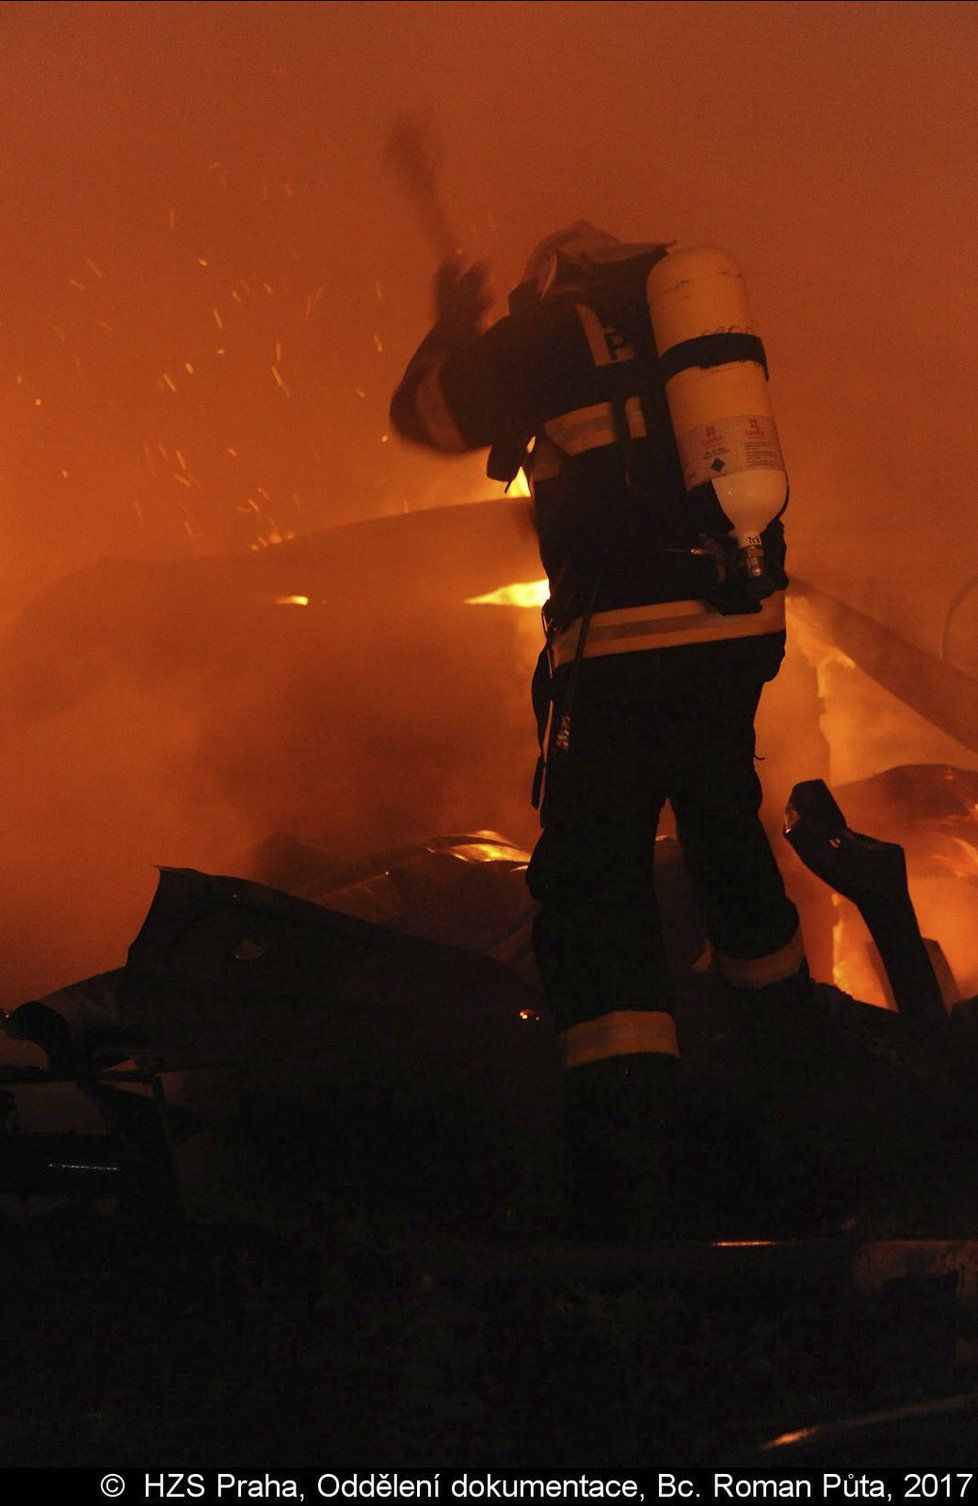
left=678, top=413, right=784, bottom=490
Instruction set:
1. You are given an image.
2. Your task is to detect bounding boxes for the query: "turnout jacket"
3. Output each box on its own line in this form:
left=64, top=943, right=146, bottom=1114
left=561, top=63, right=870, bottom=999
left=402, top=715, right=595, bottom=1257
left=390, top=252, right=787, bottom=660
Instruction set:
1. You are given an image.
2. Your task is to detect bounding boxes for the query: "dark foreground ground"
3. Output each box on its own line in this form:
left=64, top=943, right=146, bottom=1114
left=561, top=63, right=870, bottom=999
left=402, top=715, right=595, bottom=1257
left=2, top=1194, right=975, bottom=1470
left=3, top=813, right=977, bottom=1470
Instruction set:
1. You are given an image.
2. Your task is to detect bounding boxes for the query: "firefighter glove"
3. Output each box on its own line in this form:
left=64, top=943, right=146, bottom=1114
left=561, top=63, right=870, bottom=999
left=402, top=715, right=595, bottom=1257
left=433, top=256, right=492, bottom=336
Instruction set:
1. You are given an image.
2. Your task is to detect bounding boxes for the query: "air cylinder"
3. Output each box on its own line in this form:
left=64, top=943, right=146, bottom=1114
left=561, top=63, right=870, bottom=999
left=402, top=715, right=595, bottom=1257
left=646, top=247, right=787, bottom=587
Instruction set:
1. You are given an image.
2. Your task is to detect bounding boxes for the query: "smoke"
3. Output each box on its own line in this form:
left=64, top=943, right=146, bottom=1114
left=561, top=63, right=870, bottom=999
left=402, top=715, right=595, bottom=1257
left=0, top=2, right=976, bottom=1009
left=0, top=502, right=544, bottom=1009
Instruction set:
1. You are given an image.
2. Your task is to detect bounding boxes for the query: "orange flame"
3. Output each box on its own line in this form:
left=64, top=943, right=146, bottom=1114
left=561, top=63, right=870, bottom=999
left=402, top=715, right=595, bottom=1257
left=466, top=578, right=548, bottom=610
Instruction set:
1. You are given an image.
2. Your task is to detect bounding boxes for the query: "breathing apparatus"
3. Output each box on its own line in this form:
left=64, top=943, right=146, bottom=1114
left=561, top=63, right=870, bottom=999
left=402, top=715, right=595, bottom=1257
left=647, top=245, right=787, bottom=597
left=508, top=227, right=788, bottom=602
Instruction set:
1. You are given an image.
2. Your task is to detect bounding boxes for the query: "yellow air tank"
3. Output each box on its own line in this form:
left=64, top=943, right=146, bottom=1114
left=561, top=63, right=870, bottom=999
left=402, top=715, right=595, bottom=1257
left=646, top=247, right=787, bottom=587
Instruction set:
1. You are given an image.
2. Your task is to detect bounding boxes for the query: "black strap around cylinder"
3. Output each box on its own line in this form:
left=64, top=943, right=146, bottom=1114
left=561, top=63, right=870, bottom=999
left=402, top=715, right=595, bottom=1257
left=658, top=332, right=768, bottom=382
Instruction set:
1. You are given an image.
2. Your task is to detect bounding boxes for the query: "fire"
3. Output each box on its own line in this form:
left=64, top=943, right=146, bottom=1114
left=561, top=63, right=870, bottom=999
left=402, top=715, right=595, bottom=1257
left=442, top=832, right=529, bottom=865
left=932, top=835, right=978, bottom=880
left=466, top=579, right=549, bottom=610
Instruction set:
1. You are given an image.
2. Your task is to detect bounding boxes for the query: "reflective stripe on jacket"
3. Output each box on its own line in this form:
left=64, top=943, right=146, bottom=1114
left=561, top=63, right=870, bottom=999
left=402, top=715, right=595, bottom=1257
left=550, top=591, right=787, bottom=667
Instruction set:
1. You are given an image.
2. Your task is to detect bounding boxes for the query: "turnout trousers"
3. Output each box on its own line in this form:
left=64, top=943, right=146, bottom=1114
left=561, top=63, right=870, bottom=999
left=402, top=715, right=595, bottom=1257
left=527, top=632, right=802, bottom=1064
left=527, top=631, right=803, bottom=1239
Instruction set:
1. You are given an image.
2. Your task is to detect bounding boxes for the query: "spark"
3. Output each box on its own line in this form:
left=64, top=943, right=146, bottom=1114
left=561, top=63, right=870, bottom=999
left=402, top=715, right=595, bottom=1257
left=271, top=365, right=291, bottom=396
left=85, top=257, right=104, bottom=279
left=197, top=257, right=209, bottom=267
left=68, top=278, right=87, bottom=291
left=354, top=386, right=366, bottom=400
left=212, top=309, right=224, bottom=330
left=372, top=333, right=384, bottom=353
left=251, top=523, right=296, bottom=550
left=304, top=285, right=325, bottom=319
left=270, top=594, right=309, bottom=607
left=183, top=362, right=194, bottom=375
left=161, top=373, right=177, bottom=393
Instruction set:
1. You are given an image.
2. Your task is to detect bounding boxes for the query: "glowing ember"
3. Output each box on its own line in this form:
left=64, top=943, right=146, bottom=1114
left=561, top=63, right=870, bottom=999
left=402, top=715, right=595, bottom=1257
left=762, top=1427, right=816, bottom=1450
left=713, top=1240, right=777, bottom=1248
left=270, top=594, right=310, bottom=607
left=466, top=579, right=549, bottom=609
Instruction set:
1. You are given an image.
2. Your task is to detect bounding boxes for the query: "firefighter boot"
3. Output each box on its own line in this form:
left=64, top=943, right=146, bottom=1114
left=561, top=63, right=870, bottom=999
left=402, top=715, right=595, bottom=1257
left=562, top=1052, right=677, bottom=1243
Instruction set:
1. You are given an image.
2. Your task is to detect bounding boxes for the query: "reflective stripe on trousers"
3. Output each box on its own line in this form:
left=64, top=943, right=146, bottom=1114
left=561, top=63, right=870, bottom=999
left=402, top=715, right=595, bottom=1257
left=560, top=1009, right=679, bottom=1069
left=714, top=925, right=806, bottom=988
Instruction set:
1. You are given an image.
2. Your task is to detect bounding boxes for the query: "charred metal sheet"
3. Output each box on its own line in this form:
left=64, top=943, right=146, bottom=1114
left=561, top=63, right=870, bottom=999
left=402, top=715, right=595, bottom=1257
left=116, top=866, right=561, bottom=1212
left=251, top=830, right=538, bottom=987
left=851, top=1239, right=978, bottom=1314
left=792, top=579, right=978, bottom=753
left=4, top=969, right=142, bottom=1072
left=785, top=778, right=948, bottom=1040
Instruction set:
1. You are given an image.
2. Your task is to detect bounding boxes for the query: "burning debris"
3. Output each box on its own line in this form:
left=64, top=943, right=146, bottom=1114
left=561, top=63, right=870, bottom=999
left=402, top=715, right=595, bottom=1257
left=4, top=774, right=977, bottom=1244
left=2, top=857, right=561, bottom=1228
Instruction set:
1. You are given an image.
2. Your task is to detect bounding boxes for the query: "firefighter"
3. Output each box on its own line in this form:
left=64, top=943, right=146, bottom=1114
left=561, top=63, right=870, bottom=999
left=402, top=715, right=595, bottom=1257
left=390, top=223, right=806, bottom=1240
